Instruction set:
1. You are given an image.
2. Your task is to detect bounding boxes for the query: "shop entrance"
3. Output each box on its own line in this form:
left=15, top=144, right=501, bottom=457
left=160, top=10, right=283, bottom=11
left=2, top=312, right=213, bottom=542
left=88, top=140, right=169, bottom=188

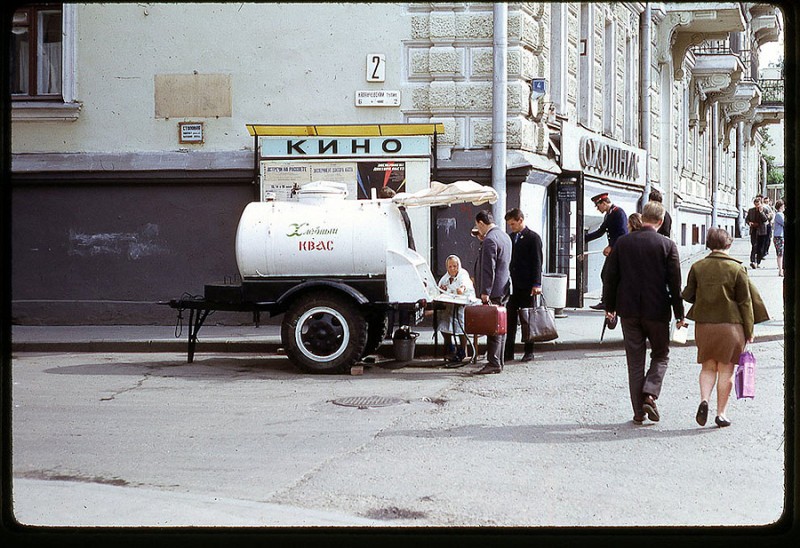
left=548, top=172, right=585, bottom=308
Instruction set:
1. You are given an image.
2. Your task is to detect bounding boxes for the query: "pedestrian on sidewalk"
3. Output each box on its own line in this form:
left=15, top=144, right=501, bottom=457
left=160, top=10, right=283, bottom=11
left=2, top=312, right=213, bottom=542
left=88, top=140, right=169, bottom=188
left=603, top=201, right=686, bottom=425
left=681, top=228, right=769, bottom=428
left=745, top=197, right=769, bottom=269
left=585, top=192, right=628, bottom=310
left=503, top=208, right=543, bottom=363
left=648, top=189, right=672, bottom=238
left=761, top=196, right=775, bottom=260
left=773, top=199, right=785, bottom=276
left=472, top=209, right=512, bottom=375
left=627, top=212, right=643, bottom=233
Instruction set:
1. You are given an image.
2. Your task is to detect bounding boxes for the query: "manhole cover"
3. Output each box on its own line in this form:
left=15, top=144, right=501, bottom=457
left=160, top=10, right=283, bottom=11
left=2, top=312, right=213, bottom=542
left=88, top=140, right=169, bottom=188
left=331, top=396, right=406, bottom=408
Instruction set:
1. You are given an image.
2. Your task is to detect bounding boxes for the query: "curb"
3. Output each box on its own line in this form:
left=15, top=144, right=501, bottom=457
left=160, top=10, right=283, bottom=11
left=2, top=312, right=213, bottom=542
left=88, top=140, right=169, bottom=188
left=10, top=333, right=784, bottom=358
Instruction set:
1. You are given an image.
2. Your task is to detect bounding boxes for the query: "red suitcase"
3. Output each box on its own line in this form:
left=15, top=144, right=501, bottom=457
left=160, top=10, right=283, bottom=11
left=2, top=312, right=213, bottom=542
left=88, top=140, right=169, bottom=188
left=465, top=304, right=508, bottom=336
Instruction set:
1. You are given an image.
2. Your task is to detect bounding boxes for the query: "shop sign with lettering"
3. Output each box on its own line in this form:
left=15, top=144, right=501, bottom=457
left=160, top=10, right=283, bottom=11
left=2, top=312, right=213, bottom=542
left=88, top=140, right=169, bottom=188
left=259, top=136, right=430, bottom=158
left=561, top=123, right=645, bottom=187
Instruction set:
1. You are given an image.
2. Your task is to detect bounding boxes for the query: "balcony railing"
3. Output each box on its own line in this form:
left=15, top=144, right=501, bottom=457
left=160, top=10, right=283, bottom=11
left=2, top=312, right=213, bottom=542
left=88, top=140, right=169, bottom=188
left=759, top=79, right=784, bottom=104
left=691, top=42, right=756, bottom=82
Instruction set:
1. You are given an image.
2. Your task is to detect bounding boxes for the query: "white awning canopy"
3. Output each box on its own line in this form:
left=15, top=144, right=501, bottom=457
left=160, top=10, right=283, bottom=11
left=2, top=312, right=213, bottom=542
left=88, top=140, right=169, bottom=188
left=392, top=180, right=498, bottom=208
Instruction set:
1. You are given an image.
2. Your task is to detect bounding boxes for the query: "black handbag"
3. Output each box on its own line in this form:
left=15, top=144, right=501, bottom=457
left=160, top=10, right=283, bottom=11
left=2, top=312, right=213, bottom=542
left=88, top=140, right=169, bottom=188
left=518, top=295, right=558, bottom=342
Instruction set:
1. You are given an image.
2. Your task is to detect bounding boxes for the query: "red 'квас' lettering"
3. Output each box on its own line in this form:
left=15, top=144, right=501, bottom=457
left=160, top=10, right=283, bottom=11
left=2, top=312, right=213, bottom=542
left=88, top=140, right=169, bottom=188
left=298, top=240, right=334, bottom=251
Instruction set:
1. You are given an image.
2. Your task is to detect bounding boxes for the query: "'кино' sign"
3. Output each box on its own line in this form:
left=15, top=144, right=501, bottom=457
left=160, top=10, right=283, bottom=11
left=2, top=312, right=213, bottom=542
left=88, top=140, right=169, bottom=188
left=260, top=136, right=431, bottom=158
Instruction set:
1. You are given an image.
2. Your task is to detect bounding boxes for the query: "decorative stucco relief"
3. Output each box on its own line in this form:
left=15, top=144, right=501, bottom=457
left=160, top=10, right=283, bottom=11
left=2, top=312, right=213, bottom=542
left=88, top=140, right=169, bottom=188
left=403, top=3, right=548, bottom=152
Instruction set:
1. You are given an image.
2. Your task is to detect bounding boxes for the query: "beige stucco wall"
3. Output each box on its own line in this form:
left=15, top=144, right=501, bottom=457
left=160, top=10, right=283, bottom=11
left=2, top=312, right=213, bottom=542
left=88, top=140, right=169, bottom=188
left=11, top=3, right=415, bottom=154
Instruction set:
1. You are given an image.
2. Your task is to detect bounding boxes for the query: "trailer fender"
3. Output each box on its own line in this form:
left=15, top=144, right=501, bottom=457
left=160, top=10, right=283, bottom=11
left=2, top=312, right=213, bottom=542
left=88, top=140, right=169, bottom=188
left=276, top=280, right=371, bottom=311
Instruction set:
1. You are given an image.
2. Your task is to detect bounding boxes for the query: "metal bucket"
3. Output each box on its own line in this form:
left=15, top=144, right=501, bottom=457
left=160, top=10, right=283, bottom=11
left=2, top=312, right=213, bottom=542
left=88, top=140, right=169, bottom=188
left=393, top=332, right=419, bottom=362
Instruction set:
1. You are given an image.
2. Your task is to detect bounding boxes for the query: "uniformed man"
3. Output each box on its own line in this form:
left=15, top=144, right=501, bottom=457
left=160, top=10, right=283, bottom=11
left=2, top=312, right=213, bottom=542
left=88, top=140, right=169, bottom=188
left=586, top=192, right=628, bottom=310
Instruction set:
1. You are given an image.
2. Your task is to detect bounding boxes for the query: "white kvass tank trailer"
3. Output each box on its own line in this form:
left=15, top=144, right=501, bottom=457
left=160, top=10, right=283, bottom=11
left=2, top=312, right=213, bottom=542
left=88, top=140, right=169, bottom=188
left=167, top=180, right=497, bottom=374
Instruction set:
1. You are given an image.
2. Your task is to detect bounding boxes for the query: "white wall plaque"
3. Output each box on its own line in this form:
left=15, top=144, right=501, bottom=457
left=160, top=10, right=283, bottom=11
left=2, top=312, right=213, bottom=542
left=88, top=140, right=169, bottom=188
left=355, top=90, right=400, bottom=107
left=178, top=122, right=204, bottom=144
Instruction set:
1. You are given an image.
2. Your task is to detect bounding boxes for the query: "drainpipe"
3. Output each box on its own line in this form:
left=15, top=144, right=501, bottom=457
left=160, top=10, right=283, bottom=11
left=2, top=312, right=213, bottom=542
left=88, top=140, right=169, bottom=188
left=639, top=4, right=652, bottom=212
left=492, top=2, right=508, bottom=220
left=711, top=103, right=719, bottom=229
left=735, top=121, right=744, bottom=237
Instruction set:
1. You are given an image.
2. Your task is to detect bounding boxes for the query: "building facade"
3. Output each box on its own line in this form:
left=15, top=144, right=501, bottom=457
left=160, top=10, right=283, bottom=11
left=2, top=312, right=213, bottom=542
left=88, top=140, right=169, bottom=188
left=8, top=3, right=783, bottom=324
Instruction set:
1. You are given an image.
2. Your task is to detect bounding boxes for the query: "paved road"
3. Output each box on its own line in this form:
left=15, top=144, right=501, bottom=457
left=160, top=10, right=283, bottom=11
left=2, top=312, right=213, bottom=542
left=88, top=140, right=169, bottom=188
left=10, top=338, right=786, bottom=529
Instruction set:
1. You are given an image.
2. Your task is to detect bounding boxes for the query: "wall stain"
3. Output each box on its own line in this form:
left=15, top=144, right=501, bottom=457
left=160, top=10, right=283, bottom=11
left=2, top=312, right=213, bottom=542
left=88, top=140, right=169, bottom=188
left=437, top=217, right=456, bottom=236
left=68, top=223, right=168, bottom=260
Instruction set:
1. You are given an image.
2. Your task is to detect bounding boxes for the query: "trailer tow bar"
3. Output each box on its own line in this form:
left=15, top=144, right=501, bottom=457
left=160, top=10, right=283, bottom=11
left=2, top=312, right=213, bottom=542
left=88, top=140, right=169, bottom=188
left=185, top=307, right=211, bottom=363
left=164, top=296, right=213, bottom=363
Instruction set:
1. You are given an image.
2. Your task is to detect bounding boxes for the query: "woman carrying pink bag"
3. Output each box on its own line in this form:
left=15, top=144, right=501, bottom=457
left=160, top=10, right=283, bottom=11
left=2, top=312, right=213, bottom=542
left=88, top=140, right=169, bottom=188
left=681, top=228, right=769, bottom=428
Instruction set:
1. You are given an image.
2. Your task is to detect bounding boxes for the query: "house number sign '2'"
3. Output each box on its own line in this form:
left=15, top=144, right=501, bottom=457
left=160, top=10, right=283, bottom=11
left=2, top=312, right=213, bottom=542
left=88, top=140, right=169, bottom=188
left=366, top=54, right=385, bottom=82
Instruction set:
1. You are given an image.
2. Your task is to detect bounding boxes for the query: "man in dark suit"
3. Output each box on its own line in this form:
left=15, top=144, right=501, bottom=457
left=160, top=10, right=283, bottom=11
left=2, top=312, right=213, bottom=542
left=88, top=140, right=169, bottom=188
left=504, top=208, right=543, bottom=362
left=603, top=201, right=686, bottom=424
left=473, top=209, right=512, bottom=375
left=585, top=192, right=627, bottom=310
left=648, top=189, right=672, bottom=238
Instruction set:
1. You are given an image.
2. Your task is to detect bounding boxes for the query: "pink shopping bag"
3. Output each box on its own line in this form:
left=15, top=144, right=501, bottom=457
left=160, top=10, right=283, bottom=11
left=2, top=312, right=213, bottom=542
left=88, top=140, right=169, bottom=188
left=735, top=351, right=756, bottom=399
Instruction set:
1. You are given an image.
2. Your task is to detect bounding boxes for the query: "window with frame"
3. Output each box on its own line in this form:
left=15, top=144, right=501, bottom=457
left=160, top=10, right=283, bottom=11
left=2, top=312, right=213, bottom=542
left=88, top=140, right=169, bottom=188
left=602, top=19, right=615, bottom=136
left=549, top=4, right=567, bottom=116
left=578, top=3, right=592, bottom=127
left=11, top=4, right=63, bottom=101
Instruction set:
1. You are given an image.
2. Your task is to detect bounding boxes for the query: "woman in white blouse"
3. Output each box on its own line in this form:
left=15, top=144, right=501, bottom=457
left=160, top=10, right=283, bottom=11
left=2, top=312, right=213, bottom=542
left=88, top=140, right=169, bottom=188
left=437, top=255, right=477, bottom=364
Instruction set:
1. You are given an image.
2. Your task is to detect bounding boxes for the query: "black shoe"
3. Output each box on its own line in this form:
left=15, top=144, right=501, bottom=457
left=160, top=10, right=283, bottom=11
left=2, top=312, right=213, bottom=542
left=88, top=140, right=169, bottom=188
left=750, top=262, right=757, bottom=269
left=642, top=395, right=660, bottom=422
left=520, top=352, right=534, bottom=362
left=632, top=415, right=645, bottom=425
left=503, top=354, right=515, bottom=363
left=472, top=365, right=501, bottom=375
left=589, top=302, right=605, bottom=310
left=714, top=416, right=731, bottom=428
left=696, top=400, right=709, bottom=426
left=444, top=358, right=467, bottom=369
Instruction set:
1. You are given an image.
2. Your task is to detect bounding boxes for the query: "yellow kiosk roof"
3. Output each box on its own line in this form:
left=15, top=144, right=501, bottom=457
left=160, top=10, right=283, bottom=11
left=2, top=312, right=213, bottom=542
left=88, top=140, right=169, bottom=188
left=246, top=123, right=445, bottom=137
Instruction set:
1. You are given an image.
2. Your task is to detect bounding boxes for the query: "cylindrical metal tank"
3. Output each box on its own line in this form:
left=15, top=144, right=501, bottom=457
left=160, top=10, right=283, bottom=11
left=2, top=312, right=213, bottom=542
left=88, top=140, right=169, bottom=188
left=235, top=196, right=410, bottom=279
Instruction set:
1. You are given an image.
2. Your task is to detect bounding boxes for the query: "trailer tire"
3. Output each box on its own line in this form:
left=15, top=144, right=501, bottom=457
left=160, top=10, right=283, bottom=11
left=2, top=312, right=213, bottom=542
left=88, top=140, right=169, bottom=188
left=282, top=291, right=367, bottom=374
left=362, top=311, right=388, bottom=358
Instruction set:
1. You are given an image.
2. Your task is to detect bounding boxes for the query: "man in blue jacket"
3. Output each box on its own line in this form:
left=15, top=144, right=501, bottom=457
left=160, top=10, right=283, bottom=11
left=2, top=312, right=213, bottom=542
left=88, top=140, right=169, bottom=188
left=585, top=192, right=627, bottom=310
left=473, top=209, right=512, bottom=375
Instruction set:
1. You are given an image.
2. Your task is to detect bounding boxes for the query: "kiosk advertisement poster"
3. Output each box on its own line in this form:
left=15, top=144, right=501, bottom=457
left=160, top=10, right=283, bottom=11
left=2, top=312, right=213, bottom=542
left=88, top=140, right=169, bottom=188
left=356, top=161, right=406, bottom=199
left=260, top=161, right=358, bottom=200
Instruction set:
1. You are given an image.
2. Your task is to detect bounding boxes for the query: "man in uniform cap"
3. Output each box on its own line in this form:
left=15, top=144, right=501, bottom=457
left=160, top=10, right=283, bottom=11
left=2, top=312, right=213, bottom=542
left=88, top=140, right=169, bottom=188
left=585, top=192, right=628, bottom=310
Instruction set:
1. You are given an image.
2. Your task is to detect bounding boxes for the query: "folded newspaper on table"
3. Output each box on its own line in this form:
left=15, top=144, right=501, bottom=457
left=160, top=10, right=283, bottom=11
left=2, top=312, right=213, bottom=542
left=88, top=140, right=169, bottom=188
left=433, top=292, right=477, bottom=305
left=392, top=180, right=498, bottom=208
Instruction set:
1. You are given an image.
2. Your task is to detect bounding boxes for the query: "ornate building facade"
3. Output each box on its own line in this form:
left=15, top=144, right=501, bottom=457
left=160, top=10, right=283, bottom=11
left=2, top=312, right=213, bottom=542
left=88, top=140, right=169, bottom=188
left=9, top=3, right=783, bottom=323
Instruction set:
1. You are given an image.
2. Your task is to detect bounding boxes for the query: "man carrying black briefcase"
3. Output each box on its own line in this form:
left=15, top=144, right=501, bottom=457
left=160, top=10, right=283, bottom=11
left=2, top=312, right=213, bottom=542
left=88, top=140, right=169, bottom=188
left=472, top=209, right=512, bottom=375
left=504, top=207, right=543, bottom=363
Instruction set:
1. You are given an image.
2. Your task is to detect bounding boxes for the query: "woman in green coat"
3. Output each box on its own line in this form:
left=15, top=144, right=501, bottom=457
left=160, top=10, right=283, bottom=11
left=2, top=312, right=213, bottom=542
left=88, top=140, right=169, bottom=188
left=681, top=228, right=769, bottom=428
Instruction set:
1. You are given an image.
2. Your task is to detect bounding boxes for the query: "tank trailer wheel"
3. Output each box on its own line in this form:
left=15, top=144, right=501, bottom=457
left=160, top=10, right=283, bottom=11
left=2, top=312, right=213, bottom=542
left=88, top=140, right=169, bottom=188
left=362, top=311, right=389, bottom=358
left=282, top=292, right=367, bottom=374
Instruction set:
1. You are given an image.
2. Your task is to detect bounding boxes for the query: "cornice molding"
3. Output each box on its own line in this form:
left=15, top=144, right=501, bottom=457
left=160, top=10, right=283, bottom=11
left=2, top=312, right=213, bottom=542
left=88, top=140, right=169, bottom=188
left=654, top=5, right=746, bottom=80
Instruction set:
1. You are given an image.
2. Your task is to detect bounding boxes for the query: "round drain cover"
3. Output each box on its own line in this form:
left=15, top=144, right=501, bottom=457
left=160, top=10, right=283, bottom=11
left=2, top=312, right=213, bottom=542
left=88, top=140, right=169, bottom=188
left=332, top=396, right=406, bottom=408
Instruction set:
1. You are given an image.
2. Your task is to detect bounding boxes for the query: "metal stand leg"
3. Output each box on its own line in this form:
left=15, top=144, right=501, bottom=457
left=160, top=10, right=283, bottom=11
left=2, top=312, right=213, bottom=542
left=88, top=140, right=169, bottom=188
left=187, top=308, right=211, bottom=363
left=470, top=334, right=479, bottom=364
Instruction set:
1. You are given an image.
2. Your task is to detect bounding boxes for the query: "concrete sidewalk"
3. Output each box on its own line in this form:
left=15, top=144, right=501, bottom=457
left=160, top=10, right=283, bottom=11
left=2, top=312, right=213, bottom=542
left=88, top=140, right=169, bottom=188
left=10, top=238, right=785, bottom=358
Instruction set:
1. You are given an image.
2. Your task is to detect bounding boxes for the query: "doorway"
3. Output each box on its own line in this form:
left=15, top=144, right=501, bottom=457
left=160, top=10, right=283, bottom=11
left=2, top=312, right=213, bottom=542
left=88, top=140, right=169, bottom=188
left=548, top=172, right=585, bottom=308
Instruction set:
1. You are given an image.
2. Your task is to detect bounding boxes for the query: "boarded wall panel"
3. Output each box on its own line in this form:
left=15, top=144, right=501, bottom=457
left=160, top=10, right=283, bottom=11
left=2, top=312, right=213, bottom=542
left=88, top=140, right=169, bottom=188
left=154, top=73, right=232, bottom=118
